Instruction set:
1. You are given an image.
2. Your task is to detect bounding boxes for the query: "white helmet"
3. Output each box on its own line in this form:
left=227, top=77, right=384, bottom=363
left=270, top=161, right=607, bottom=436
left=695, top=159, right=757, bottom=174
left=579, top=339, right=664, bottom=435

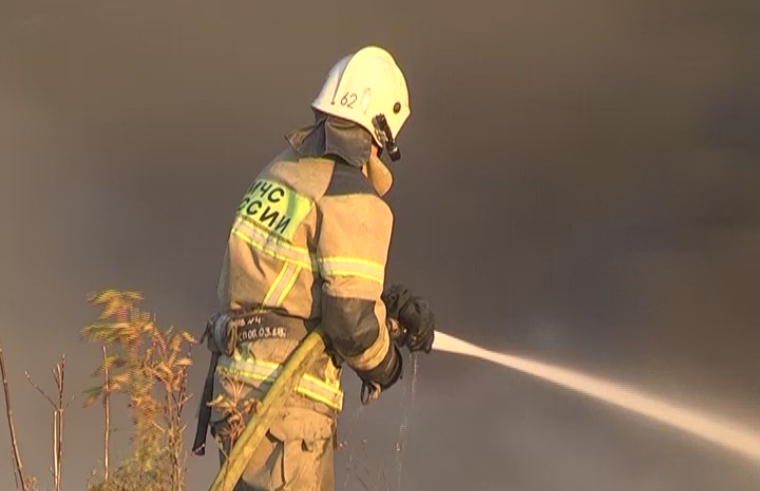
left=312, top=46, right=410, bottom=160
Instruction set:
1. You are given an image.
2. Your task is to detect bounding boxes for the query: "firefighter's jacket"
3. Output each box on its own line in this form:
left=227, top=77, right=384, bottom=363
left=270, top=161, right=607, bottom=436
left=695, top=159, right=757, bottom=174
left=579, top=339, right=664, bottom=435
left=214, top=146, right=397, bottom=414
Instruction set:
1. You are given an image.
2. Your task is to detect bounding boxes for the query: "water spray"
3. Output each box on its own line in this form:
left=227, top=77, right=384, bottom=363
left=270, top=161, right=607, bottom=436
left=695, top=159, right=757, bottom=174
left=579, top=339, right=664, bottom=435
left=433, top=331, right=760, bottom=463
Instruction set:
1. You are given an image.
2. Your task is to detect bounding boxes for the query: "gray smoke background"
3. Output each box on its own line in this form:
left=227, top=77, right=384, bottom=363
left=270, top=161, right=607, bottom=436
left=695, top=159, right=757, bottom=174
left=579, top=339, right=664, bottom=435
left=2, top=0, right=759, bottom=489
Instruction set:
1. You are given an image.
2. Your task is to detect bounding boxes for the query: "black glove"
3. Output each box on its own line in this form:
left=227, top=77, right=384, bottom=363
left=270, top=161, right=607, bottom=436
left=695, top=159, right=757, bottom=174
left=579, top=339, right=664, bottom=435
left=382, top=284, right=436, bottom=354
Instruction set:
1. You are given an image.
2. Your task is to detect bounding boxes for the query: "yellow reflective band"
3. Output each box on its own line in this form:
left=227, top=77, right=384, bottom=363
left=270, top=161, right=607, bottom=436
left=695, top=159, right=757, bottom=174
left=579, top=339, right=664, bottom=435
left=294, top=386, right=343, bottom=410
left=321, top=270, right=384, bottom=283
left=321, top=256, right=385, bottom=268
left=222, top=357, right=339, bottom=387
left=260, top=262, right=301, bottom=308
left=261, top=262, right=290, bottom=307
left=236, top=179, right=314, bottom=242
left=217, top=358, right=344, bottom=411
left=218, top=366, right=343, bottom=410
left=231, top=218, right=318, bottom=270
left=233, top=216, right=313, bottom=256
left=275, top=265, right=302, bottom=307
left=318, top=257, right=385, bottom=283
left=344, top=322, right=390, bottom=370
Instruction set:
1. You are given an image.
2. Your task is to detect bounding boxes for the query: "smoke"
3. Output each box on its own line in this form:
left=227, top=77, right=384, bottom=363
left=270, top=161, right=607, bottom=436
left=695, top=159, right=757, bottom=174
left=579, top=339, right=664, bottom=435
left=2, top=0, right=759, bottom=489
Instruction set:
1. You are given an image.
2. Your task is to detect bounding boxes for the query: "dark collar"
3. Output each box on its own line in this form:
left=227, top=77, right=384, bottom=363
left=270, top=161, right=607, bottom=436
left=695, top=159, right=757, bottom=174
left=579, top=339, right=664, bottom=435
left=285, top=115, right=373, bottom=169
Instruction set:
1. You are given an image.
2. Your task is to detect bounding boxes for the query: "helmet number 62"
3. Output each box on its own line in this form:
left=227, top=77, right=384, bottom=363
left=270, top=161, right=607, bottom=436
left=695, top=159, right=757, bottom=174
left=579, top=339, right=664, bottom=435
left=339, top=92, right=357, bottom=108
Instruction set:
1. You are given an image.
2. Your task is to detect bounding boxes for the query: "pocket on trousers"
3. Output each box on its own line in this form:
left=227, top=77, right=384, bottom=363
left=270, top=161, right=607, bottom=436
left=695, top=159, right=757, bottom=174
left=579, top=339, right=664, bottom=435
left=269, top=406, right=336, bottom=443
left=269, top=407, right=335, bottom=489
left=281, top=435, right=330, bottom=490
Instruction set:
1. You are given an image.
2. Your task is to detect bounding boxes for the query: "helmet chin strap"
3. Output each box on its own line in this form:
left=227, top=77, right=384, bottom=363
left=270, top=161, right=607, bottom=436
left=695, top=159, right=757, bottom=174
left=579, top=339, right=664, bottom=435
left=373, top=114, right=401, bottom=161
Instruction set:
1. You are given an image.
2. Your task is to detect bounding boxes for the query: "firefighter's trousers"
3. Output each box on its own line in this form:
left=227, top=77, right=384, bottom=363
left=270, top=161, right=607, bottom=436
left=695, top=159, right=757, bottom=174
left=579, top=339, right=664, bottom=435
left=215, top=406, right=336, bottom=491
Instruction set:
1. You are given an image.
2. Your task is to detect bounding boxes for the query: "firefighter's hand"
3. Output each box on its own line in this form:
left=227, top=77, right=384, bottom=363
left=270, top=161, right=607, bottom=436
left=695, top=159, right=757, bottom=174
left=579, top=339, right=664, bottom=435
left=382, top=284, right=436, bottom=354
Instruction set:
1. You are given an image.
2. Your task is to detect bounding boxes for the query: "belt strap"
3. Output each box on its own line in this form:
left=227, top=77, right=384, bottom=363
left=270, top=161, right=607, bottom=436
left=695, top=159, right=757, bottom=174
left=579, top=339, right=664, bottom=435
left=230, top=312, right=309, bottom=346
left=192, top=350, right=219, bottom=456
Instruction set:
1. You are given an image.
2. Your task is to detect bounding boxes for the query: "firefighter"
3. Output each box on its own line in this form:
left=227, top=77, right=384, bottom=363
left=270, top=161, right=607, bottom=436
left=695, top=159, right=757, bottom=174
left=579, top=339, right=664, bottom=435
left=193, top=45, right=436, bottom=490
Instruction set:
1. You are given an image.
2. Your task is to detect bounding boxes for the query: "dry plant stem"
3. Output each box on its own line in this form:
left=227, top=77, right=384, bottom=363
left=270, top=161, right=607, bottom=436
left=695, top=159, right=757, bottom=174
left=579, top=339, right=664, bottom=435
left=102, top=345, right=110, bottom=482
left=0, top=336, right=28, bottom=491
left=25, top=355, right=74, bottom=491
left=12, top=454, right=21, bottom=489
left=174, top=357, right=191, bottom=489
left=53, top=356, right=65, bottom=491
left=159, top=340, right=190, bottom=490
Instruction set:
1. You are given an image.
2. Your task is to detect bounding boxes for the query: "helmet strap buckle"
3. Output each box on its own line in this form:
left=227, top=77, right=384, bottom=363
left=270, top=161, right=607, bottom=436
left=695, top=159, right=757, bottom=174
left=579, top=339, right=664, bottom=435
left=372, top=114, right=401, bottom=161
